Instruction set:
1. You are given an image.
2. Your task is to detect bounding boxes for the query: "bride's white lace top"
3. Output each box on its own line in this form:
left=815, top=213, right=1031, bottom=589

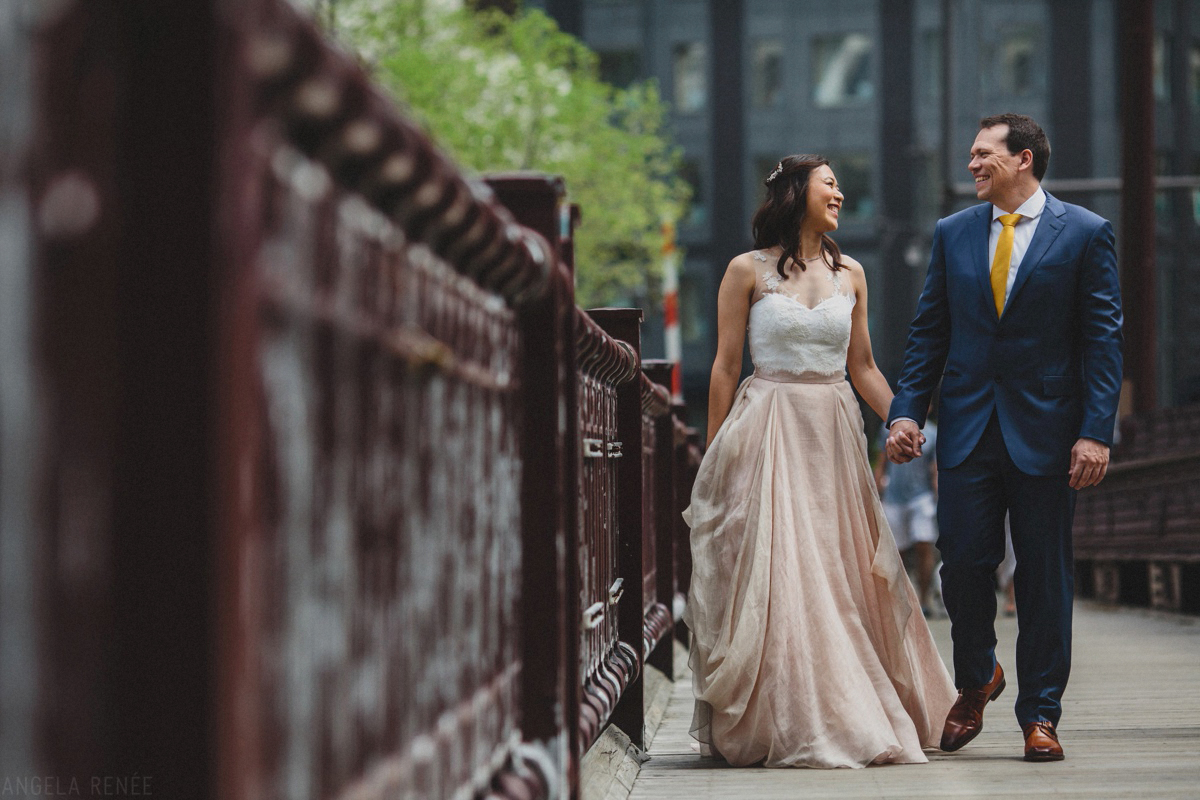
left=749, top=251, right=856, bottom=380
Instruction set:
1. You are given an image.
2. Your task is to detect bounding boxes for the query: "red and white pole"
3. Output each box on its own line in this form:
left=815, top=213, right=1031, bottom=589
left=661, top=222, right=683, bottom=402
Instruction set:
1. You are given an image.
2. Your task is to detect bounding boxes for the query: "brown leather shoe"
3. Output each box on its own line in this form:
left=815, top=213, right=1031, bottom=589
left=1023, top=720, right=1064, bottom=761
left=940, top=661, right=1005, bottom=751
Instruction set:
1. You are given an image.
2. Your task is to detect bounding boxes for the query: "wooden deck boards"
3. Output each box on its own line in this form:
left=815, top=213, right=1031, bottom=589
left=628, top=602, right=1200, bottom=799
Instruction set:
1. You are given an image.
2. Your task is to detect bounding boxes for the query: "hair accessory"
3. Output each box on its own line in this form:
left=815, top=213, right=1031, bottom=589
left=766, top=161, right=783, bottom=184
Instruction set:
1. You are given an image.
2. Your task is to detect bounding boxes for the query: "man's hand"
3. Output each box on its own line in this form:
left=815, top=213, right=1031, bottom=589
left=1069, top=438, right=1110, bottom=489
left=886, top=419, right=926, bottom=464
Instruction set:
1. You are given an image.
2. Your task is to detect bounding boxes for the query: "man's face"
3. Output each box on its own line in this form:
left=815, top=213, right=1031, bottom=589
left=969, top=124, right=1024, bottom=205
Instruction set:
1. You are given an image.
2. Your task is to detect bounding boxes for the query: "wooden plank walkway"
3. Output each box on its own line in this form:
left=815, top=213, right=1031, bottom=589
left=631, top=602, right=1200, bottom=799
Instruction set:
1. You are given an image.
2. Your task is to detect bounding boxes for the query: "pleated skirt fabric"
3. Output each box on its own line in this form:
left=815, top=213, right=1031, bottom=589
left=682, top=374, right=956, bottom=769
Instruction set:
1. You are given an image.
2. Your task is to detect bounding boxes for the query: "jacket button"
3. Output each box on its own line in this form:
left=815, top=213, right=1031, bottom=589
left=994, top=375, right=1002, bottom=383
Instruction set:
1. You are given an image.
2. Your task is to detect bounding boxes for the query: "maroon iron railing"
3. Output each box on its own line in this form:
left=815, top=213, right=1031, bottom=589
left=3, top=3, right=701, bottom=799
left=1073, top=405, right=1200, bottom=614
left=573, top=310, right=642, bottom=752
left=640, top=362, right=678, bottom=676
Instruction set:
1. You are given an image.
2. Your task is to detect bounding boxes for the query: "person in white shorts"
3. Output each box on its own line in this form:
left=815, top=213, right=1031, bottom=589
left=876, top=420, right=939, bottom=615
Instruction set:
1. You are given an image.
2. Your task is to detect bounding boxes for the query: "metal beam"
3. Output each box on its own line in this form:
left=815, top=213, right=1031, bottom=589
left=1119, top=0, right=1158, bottom=412
left=879, top=0, right=916, bottom=382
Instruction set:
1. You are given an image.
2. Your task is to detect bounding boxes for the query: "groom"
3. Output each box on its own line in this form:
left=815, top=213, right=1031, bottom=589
left=886, top=113, right=1123, bottom=762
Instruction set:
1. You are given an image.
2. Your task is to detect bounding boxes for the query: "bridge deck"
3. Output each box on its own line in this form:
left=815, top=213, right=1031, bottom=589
left=631, top=602, right=1200, bottom=800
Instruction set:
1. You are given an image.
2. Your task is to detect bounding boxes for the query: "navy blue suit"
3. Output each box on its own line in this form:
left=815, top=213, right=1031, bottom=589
left=888, top=192, right=1123, bottom=727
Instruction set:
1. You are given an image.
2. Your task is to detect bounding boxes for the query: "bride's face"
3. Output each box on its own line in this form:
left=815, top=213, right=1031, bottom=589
left=803, top=165, right=843, bottom=234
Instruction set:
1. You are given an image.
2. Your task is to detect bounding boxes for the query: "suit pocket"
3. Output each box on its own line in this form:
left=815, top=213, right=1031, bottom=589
left=1042, top=376, right=1079, bottom=396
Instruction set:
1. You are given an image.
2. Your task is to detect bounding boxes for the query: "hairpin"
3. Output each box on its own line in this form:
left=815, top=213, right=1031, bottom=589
left=766, top=161, right=783, bottom=184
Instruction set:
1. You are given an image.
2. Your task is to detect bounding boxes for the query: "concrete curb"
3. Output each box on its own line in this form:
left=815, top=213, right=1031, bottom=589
left=580, top=640, right=688, bottom=800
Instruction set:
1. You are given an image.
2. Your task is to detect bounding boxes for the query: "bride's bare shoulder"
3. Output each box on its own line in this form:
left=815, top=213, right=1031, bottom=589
left=724, top=250, right=767, bottom=282
left=837, top=252, right=864, bottom=272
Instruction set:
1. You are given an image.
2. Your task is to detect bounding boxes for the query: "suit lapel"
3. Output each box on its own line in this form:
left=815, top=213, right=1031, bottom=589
left=969, top=205, right=993, bottom=307
left=1004, top=192, right=1066, bottom=317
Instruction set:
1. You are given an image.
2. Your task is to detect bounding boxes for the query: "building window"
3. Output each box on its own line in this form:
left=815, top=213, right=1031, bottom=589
left=751, top=39, right=784, bottom=109
left=672, top=41, right=707, bottom=113
left=679, top=158, right=707, bottom=228
left=1155, top=33, right=1172, bottom=103
left=827, top=153, right=873, bottom=220
left=999, top=30, right=1037, bottom=95
left=1189, top=43, right=1200, bottom=107
left=919, top=29, right=943, bottom=101
left=679, top=270, right=709, bottom=345
left=812, top=33, right=873, bottom=108
left=598, top=49, right=641, bottom=89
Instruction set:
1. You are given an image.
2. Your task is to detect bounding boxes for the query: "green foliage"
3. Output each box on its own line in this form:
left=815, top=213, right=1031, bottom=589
left=323, top=0, right=690, bottom=307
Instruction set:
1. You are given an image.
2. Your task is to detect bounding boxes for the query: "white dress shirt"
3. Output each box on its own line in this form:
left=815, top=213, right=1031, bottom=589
left=888, top=186, right=1047, bottom=431
left=990, top=187, right=1046, bottom=308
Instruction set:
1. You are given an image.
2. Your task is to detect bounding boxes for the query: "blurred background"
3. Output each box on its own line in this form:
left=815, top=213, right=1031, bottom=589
left=5, top=3, right=1198, bottom=799
left=311, top=0, right=1200, bottom=437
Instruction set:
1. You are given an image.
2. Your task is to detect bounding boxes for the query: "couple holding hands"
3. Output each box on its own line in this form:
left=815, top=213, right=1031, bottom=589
left=683, top=112, right=1123, bottom=768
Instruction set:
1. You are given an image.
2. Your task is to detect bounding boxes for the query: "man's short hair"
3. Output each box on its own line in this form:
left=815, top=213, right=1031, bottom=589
left=980, top=113, right=1051, bottom=181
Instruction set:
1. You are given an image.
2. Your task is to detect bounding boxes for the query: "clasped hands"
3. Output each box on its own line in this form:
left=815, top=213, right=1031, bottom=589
left=885, top=419, right=926, bottom=464
left=885, top=419, right=1110, bottom=489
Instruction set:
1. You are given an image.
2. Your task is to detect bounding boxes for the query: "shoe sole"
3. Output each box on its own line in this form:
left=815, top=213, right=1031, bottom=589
left=1023, top=750, right=1065, bottom=762
left=940, top=678, right=1006, bottom=752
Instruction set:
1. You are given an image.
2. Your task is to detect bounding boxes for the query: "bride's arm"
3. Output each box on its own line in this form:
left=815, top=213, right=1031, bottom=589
left=844, top=259, right=895, bottom=421
left=706, top=255, right=755, bottom=447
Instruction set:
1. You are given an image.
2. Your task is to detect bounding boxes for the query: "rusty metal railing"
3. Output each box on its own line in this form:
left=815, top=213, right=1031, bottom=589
left=574, top=309, right=642, bottom=752
left=640, top=363, right=677, bottom=676
left=1074, top=405, right=1200, bottom=613
left=4, top=2, right=702, bottom=799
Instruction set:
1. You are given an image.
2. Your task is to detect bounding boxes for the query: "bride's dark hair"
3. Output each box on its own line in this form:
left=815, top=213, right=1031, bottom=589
left=752, top=154, right=845, bottom=278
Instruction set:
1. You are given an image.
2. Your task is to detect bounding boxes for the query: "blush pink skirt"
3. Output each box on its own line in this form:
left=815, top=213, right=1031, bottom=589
left=682, top=373, right=956, bottom=768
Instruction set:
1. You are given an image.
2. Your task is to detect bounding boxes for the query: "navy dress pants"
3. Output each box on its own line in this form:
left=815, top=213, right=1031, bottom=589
left=936, top=412, right=1077, bottom=727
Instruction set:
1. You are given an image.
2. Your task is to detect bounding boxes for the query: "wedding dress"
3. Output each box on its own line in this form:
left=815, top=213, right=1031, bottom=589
left=682, top=253, right=956, bottom=768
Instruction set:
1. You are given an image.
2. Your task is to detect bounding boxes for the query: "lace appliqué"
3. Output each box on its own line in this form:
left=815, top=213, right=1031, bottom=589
left=749, top=265, right=856, bottom=379
left=752, top=251, right=768, bottom=262
left=760, top=267, right=850, bottom=304
left=825, top=268, right=844, bottom=293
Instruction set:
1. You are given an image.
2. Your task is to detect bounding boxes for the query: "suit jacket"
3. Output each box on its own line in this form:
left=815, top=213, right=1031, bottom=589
left=888, top=192, right=1124, bottom=475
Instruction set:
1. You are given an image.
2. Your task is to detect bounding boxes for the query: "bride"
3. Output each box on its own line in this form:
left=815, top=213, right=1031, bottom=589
left=682, top=155, right=956, bottom=768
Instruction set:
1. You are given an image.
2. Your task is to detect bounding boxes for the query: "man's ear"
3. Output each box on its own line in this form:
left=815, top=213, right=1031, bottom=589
left=1019, top=148, right=1035, bottom=172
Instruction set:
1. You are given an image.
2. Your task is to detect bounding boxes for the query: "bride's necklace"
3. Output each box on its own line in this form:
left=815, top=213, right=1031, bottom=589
left=797, top=254, right=825, bottom=262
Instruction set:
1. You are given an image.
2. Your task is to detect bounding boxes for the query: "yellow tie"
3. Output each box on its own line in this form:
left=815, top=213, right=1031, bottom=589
left=990, top=213, right=1022, bottom=317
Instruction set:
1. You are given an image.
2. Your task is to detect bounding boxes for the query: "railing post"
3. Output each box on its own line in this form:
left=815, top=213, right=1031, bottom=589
left=642, top=360, right=677, bottom=677
left=588, top=308, right=646, bottom=749
left=485, top=174, right=581, bottom=796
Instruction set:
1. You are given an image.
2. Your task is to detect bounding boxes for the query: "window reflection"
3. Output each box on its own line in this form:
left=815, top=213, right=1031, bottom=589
left=1000, top=31, right=1035, bottom=95
left=679, top=158, right=707, bottom=228
left=1189, top=43, right=1200, bottom=107
left=680, top=270, right=709, bottom=345
left=1155, top=33, right=1171, bottom=103
left=812, top=33, right=873, bottom=108
left=673, top=41, right=708, bottom=113
left=919, top=29, right=942, bottom=101
left=751, top=39, right=783, bottom=109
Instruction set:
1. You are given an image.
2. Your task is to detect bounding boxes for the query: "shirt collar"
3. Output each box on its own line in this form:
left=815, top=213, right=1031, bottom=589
left=992, top=186, right=1046, bottom=222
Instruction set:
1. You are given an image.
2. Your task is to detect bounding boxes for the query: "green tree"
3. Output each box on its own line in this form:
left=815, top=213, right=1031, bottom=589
left=320, top=0, right=690, bottom=307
